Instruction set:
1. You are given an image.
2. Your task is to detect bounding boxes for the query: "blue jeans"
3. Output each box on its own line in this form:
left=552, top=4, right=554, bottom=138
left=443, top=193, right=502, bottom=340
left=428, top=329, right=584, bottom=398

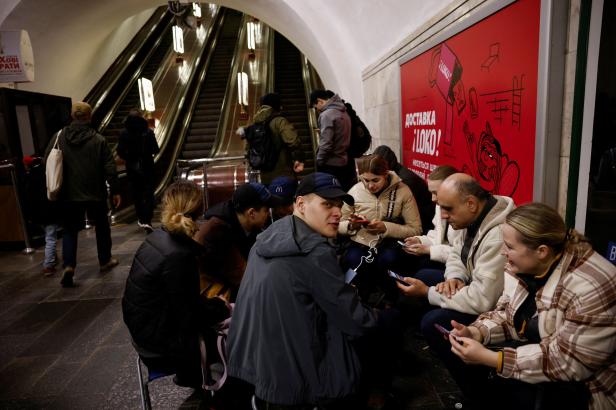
left=43, top=224, right=59, bottom=268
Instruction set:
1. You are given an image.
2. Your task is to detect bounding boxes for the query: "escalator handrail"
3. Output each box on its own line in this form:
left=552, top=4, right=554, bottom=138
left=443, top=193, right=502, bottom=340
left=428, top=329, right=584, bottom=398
left=153, top=10, right=230, bottom=197
left=96, top=18, right=176, bottom=134
left=153, top=6, right=221, bottom=159
left=301, top=55, right=321, bottom=160
left=210, top=14, right=247, bottom=158
left=84, top=7, right=170, bottom=115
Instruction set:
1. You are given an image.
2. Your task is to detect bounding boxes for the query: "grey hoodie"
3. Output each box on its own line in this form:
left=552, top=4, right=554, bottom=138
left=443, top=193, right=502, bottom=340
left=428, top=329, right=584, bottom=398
left=316, top=94, right=351, bottom=167
left=227, top=215, right=379, bottom=405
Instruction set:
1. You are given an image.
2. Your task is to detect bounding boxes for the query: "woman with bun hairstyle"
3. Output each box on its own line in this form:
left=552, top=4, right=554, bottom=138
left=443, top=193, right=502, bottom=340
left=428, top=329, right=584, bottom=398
left=447, top=203, right=616, bottom=410
left=122, top=180, right=230, bottom=387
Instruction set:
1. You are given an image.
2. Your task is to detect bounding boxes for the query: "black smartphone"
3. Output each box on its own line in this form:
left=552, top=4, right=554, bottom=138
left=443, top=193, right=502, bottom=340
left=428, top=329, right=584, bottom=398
left=434, top=324, right=461, bottom=342
left=387, top=270, right=408, bottom=285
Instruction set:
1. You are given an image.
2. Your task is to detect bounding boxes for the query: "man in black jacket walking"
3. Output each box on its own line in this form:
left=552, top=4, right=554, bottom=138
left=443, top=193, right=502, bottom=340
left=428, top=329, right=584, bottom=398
left=45, top=102, right=121, bottom=287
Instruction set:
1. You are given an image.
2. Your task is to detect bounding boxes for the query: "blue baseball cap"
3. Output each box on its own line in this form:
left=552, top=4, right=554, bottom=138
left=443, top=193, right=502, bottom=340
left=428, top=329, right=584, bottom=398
left=295, top=172, right=354, bottom=205
left=232, top=182, right=285, bottom=210
left=268, top=176, right=298, bottom=204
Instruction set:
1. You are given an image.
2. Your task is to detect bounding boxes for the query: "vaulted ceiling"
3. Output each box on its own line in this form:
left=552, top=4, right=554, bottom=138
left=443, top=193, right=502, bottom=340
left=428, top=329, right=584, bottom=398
left=0, top=0, right=448, bottom=108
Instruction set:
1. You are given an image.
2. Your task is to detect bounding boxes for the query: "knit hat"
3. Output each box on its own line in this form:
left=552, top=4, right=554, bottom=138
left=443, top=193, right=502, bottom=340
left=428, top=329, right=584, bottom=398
left=260, top=93, right=281, bottom=111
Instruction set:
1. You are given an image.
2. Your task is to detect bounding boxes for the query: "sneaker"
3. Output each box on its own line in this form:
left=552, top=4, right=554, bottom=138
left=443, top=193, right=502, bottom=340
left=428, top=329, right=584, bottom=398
left=60, top=267, right=75, bottom=288
left=100, top=258, right=119, bottom=272
left=41, top=266, right=56, bottom=276
left=138, top=222, right=154, bottom=233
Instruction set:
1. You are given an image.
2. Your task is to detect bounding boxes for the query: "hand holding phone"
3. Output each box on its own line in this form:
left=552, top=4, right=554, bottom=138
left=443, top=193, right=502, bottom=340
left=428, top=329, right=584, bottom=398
left=387, top=270, right=408, bottom=285
left=434, top=323, right=461, bottom=342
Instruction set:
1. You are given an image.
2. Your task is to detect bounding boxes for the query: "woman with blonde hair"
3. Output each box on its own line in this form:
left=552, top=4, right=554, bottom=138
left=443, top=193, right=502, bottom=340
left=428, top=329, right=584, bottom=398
left=445, top=203, right=616, bottom=409
left=338, top=154, right=422, bottom=301
left=122, top=180, right=230, bottom=388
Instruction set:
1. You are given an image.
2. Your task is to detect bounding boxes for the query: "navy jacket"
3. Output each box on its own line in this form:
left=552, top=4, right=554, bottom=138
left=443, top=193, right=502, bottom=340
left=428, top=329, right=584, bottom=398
left=227, top=215, right=379, bottom=405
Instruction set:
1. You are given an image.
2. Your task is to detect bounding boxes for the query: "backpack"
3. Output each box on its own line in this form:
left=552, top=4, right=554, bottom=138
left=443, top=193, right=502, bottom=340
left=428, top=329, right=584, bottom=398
left=345, top=102, right=372, bottom=158
left=242, top=116, right=280, bottom=171
left=45, top=130, right=63, bottom=201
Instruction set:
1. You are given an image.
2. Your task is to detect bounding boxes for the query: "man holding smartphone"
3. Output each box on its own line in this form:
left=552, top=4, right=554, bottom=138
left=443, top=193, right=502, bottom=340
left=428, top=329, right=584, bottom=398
left=396, top=173, right=514, bottom=396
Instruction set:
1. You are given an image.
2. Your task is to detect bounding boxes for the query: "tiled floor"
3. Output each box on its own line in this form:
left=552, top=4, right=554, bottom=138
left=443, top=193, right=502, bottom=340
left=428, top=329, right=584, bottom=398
left=0, top=222, right=462, bottom=409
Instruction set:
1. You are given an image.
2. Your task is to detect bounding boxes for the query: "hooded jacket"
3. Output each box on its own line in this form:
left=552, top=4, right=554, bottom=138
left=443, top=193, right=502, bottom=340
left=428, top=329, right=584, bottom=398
left=372, top=145, right=435, bottom=233
left=227, top=215, right=379, bottom=405
left=427, top=195, right=515, bottom=314
left=45, top=121, right=118, bottom=201
left=415, top=205, right=464, bottom=263
left=252, top=105, right=303, bottom=184
left=338, top=171, right=422, bottom=246
left=194, top=200, right=258, bottom=301
left=316, top=94, right=351, bottom=167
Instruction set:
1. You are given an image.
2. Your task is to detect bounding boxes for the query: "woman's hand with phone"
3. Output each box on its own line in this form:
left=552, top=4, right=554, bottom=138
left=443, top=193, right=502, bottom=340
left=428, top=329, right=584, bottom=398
left=366, top=219, right=386, bottom=234
left=349, top=214, right=370, bottom=231
left=450, top=320, right=482, bottom=342
left=449, top=335, right=499, bottom=368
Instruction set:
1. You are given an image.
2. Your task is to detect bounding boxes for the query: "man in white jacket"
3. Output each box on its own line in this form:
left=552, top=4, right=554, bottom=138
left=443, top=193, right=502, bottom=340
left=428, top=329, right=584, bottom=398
left=397, top=173, right=515, bottom=393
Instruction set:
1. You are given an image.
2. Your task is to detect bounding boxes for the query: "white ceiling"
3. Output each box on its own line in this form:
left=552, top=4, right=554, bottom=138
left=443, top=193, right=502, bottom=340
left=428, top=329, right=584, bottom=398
left=0, top=0, right=450, bottom=110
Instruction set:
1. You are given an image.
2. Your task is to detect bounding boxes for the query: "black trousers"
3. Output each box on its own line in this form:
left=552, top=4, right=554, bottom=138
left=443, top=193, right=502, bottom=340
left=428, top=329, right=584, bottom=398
left=127, top=170, right=155, bottom=225
left=61, top=200, right=112, bottom=268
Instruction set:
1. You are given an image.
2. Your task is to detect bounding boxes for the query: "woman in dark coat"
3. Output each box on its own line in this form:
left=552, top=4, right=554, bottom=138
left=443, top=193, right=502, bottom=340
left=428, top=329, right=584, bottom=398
left=122, top=180, right=229, bottom=387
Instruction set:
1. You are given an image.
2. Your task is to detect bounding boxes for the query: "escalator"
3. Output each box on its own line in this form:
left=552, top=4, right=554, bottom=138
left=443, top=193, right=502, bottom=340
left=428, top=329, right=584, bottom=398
left=100, top=27, right=173, bottom=142
left=273, top=33, right=315, bottom=174
left=181, top=10, right=243, bottom=159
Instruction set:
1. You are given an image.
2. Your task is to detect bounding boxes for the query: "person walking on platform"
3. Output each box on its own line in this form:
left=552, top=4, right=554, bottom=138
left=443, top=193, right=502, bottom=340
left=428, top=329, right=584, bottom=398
left=117, top=108, right=159, bottom=233
left=45, top=102, right=121, bottom=288
left=310, top=89, right=354, bottom=190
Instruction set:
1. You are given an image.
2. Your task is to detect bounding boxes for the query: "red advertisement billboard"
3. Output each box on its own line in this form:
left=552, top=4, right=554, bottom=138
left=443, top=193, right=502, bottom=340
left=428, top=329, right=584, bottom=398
left=400, top=0, right=541, bottom=203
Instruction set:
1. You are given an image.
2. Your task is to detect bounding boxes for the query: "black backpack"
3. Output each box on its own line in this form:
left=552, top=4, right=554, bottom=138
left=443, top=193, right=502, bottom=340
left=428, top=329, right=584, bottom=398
left=243, top=116, right=280, bottom=171
left=345, top=102, right=372, bottom=158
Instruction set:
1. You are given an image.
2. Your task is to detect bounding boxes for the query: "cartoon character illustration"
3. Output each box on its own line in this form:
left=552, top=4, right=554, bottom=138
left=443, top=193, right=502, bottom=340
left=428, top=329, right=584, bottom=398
left=462, top=120, right=520, bottom=197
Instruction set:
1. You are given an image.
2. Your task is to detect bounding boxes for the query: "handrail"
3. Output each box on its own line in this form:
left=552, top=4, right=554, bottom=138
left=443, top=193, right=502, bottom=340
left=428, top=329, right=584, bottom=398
left=153, top=6, right=221, bottom=158
left=96, top=18, right=175, bottom=134
left=153, top=9, right=229, bottom=196
left=86, top=7, right=171, bottom=125
left=176, top=156, right=245, bottom=165
left=0, top=161, right=34, bottom=253
left=301, top=55, right=320, bottom=161
left=210, top=14, right=247, bottom=157
left=266, top=28, right=275, bottom=94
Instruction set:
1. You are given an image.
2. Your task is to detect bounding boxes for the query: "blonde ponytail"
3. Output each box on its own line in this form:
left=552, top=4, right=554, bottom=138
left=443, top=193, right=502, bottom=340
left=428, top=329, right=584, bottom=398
left=161, top=181, right=203, bottom=237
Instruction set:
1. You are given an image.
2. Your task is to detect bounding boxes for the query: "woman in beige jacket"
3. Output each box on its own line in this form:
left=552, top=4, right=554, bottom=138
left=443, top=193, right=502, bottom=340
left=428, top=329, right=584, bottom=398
left=339, top=154, right=421, bottom=299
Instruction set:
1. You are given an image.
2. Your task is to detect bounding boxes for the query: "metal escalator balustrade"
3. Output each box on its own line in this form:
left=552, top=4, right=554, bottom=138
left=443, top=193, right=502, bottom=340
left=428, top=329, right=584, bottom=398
left=181, top=10, right=243, bottom=160
left=273, top=33, right=316, bottom=175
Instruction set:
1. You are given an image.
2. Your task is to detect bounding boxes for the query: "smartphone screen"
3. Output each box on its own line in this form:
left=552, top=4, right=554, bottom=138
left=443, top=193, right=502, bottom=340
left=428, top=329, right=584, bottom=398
left=387, top=270, right=407, bottom=284
left=434, top=323, right=451, bottom=336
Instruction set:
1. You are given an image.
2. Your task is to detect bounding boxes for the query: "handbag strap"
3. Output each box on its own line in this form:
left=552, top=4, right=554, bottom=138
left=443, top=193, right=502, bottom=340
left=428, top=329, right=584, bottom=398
left=53, top=129, right=63, bottom=150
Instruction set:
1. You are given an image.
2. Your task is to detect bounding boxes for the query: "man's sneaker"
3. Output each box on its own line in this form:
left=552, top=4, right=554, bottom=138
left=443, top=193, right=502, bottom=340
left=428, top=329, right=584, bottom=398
left=138, top=222, right=154, bottom=233
left=60, top=267, right=75, bottom=288
left=41, top=266, right=56, bottom=277
left=100, top=258, right=119, bottom=272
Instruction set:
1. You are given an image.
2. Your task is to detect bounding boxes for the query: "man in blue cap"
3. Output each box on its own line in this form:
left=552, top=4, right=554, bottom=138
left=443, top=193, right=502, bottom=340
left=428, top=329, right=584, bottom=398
left=268, top=176, right=298, bottom=220
left=228, top=172, right=384, bottom=409
left=194, top=182, right=284, bottom=301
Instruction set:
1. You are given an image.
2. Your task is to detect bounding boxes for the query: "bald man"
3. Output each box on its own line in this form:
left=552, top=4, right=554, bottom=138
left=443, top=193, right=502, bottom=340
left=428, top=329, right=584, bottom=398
left=397, top=173, right=515, bottom=397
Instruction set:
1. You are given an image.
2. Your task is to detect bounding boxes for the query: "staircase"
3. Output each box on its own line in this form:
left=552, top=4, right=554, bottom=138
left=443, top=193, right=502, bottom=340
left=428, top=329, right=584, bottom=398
left=273, top=33, right=315, bottom=174
left=181, top=10, right=242, bottom=159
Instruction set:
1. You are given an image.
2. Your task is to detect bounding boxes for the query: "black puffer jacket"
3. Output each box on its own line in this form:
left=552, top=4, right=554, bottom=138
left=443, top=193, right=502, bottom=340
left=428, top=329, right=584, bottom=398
left=122, top=228, right=228, bottom=358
